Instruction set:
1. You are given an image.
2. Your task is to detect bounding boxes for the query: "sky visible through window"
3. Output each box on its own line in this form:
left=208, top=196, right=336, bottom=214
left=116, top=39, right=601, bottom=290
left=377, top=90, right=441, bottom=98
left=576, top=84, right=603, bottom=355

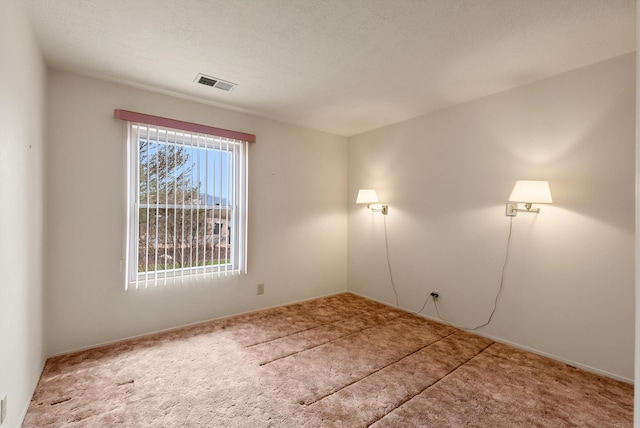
left=139, top=136, right=232, bottom=207
left=189, top=144, right=232, bottom=206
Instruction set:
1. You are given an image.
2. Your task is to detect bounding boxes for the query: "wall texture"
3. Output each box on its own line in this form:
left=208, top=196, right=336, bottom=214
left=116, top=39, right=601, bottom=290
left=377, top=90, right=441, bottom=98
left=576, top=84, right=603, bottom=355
left=45, top=70, right=348, bottom=356
left=0, top=0, right=47, bottom=425
left=348, top=53, right=635, bottom=381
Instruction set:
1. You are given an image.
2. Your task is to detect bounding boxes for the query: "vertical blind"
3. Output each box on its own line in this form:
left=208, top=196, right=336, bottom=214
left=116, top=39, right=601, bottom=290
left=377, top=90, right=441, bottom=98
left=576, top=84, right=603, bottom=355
left=116, top=110, right=253, bottom=289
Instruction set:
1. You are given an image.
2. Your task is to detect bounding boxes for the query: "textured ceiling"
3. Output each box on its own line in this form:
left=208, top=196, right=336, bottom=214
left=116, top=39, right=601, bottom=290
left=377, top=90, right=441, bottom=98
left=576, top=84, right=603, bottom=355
left=25, top=0, right=636, bottom=137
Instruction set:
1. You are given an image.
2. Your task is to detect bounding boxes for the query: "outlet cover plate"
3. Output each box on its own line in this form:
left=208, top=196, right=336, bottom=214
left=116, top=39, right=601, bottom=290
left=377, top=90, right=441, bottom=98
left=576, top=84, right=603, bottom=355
left=257, top=283, right=265, bottom=295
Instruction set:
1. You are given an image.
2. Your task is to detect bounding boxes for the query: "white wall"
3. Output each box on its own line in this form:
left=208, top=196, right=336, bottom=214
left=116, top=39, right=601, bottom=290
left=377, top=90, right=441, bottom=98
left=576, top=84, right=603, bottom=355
left=348, top=53, right=635, bottom=381
left=0, top=0, right=47, bottom=426
left=45, top=70, right=348, bottom=355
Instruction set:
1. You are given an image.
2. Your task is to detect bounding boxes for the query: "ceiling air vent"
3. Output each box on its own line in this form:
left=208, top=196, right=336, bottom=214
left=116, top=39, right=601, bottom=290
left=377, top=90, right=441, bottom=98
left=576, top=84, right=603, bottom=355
left=194, top=74, right=237, bottom=91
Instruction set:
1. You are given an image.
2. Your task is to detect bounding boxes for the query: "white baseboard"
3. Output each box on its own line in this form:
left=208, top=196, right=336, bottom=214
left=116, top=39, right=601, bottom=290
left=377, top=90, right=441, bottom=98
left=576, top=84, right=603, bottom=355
left=48, top=289, right=350, bottom=359
left=347, top=290, right=633, bottom=384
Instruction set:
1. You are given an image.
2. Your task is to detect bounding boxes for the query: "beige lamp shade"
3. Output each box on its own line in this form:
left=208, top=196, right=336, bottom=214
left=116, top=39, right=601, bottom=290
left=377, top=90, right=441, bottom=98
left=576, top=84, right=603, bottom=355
left=508, top=180, right=553, bottom=204
left=356, top=189, right=379, bottom=204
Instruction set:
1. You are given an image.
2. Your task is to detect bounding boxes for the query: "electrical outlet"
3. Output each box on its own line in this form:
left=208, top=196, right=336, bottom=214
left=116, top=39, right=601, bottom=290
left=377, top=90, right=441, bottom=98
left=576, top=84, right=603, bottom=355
left=430, top=291, right=439, bottom=300
left=1, top=395, right=7, bottom=425
left=257, top=283, right=265, bottom=295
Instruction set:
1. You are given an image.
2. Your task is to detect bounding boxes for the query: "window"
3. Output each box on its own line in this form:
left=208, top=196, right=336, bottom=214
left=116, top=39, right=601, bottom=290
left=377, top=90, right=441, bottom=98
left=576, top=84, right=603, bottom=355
left=117, top=111, right=252, bottom=289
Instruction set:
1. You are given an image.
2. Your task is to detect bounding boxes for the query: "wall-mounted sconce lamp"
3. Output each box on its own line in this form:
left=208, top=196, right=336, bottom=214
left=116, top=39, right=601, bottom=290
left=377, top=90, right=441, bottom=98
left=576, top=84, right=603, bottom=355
left=506, top=180, right=552, bottom=216
left=356, top=189, right=388, bottom=215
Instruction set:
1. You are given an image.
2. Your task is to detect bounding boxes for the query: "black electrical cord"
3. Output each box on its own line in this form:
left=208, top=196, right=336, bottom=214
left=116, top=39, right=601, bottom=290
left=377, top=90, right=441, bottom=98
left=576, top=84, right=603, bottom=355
left=383, top=211, right=515, bottom=328
left=431, top=215, right=514, bottom=330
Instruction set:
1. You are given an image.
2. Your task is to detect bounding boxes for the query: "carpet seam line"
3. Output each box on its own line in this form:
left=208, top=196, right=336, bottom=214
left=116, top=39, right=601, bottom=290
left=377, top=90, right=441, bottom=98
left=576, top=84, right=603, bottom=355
left=245, top=307, right=396, bottom=348
left=365, top=340, right=496, bottom=427
left=305, top=331, right=459, bottom=406
left=258, top=313, right=413, bottom=366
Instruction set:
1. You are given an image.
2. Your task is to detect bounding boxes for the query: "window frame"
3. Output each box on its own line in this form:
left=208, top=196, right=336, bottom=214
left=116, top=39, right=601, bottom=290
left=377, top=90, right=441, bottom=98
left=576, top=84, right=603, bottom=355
left=121, top=115, right=250, bottom=289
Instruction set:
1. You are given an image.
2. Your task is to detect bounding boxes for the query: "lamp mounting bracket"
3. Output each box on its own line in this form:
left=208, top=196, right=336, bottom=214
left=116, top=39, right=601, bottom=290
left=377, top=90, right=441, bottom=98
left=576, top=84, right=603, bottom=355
left=368, top=203, right=389, bottom=215
left=506, top=202, right=541, bottom=217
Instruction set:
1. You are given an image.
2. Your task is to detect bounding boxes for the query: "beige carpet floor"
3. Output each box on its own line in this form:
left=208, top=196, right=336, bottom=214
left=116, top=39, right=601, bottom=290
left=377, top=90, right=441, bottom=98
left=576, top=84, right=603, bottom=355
left=23, top=293, right=632, bottom=427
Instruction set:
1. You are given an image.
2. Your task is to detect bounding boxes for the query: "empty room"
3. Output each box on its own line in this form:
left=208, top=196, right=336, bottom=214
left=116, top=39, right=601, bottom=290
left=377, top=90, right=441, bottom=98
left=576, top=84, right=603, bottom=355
left=1, top=0, right=637, bottom=426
